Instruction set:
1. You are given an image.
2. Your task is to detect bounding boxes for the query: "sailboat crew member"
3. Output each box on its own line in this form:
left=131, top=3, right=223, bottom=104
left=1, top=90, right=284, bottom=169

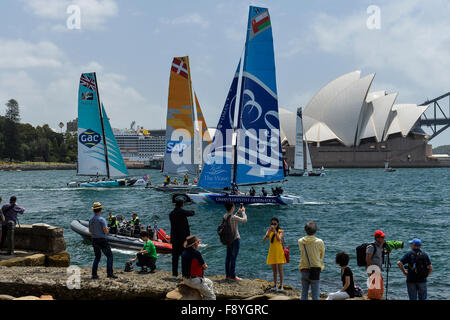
left=183, top=173, right=189, bottom=185
left=131, top=213, right=141, bottom=236
left=107, top=212, right=118, bottom=234
left=164, top=176, right=171, bottom=186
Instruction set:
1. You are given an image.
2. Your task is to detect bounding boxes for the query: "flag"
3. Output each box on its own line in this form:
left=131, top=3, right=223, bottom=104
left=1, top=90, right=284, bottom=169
left=251, top=10, right=271, bottom=35
left=171, top=58, right=189, bottom=79
left=80, top=74, right=97, bottom=91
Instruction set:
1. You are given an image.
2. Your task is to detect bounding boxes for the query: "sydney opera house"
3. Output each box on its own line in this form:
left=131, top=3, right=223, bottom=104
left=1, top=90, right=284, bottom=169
left=280, top=70, right=446, bottom=168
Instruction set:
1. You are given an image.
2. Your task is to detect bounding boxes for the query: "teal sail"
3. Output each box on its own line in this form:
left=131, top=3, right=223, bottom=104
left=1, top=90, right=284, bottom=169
left=235, top=6, right=284, bottom=185
left=101, top=104, right=129, bottom=177
left=198, top=60, right=241, bottom=189
left=77, top=72, right=128, bottom=178
left=77, top=72, right=109, bottom=176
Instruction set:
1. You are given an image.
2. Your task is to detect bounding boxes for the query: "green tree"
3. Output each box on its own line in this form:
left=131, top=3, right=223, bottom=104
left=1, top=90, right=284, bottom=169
left=4, top=99, right=21, bottom=161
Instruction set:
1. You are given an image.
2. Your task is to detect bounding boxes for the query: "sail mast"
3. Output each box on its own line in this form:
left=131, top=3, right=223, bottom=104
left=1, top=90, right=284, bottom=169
left=232, top=47, right=246, bottom=185
left=93, top=72, right=110, bottom=179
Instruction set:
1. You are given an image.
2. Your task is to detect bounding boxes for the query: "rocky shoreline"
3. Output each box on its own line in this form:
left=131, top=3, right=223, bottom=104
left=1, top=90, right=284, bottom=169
left=0, top=162, right=76, bottom=171
left=0, top=266, right=308, bottom=300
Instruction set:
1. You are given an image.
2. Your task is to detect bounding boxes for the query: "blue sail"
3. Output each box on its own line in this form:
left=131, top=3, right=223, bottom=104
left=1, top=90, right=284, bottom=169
left=198, top=60, right=241, bottom=189
left=101, top=104, right=129, bottom=177
left=235, top=6, right=284, bottom=185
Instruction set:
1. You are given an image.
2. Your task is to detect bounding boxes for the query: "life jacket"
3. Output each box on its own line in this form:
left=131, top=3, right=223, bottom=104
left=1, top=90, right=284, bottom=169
left=131, top=216, right=140, bottom=226
left=107, top=216, right=118, bottom=228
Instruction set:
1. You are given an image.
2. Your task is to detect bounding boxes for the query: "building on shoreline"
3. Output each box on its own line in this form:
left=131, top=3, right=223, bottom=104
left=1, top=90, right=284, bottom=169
left=279, top=70, right=450, bottom=168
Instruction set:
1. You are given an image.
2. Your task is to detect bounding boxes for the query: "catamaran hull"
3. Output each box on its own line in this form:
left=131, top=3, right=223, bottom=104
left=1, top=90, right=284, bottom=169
left=151, top=184, right=203, bottom=193
left=67, top=178, right=148, bottom=188
left=70, top=219, right=172, bottom=254
left=185, top=193, right=302, bottom=205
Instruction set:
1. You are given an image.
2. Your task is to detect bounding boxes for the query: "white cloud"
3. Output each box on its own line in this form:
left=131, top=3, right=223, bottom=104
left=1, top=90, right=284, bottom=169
left=161, top=13, right=210, bottom=29
left=285, top=0, right=450, bottom=91
left=22, top=0, right=118, bottom=30
left=0, top=39, right=149, bottom=130
left=0, top=39, right=64, bottom=69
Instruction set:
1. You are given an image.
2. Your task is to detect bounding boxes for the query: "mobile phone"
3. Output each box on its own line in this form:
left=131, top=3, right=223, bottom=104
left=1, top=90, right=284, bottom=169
left=240, top=203, right=244, bottom=209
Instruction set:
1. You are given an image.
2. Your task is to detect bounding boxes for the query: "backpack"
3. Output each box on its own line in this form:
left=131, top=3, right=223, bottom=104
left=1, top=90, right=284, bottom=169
left=217, top=215, right=234, bottom=245
left=356, top=243, right=375, bottom=267
left=356, top=242, right=385, bottom=267
left=409, top=251, right=429, bottom=281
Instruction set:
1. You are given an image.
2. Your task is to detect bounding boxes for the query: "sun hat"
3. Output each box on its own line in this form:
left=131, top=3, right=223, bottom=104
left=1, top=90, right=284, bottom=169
left=409, top=238, right=422, bottom=246
left=374, top=230, right=386, bottom=238
left=183, top=235, right=201, bottom=248
left=92, top=202, right=104, bottom=210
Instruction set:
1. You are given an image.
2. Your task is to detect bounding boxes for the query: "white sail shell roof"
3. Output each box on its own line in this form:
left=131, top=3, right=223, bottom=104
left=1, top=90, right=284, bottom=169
left=385, top=104, right=429, bottom=138
left=279, top=72, right=428, bottom=147
left=320, top=73, right=375, bottom=146
left=303, top=70, right=361, bottom=132
left=360, top=92, right=398, bottom=142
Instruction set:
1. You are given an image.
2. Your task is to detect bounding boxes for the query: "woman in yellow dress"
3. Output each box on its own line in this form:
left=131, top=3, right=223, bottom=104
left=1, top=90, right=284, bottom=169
left=263, top=217, right=286, bottom=291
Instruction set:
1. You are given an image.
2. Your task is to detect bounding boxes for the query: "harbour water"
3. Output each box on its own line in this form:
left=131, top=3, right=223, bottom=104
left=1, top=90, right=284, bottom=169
left=0, top=168, right=449, bottom=300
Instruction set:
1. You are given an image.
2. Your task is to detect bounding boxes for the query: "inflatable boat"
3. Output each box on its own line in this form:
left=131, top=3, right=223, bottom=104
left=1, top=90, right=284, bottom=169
left=70, top=219, right=172, bottom=254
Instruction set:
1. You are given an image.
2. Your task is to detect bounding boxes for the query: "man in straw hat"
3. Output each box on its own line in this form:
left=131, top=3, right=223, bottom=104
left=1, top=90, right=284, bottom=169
left=180, top=235, right=216, bottom=300
left=89, top=202, right=117, bottom=279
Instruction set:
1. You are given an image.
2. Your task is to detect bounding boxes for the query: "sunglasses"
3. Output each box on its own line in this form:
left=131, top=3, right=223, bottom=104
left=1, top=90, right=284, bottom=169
left=271, top=223, right=278, bottom=226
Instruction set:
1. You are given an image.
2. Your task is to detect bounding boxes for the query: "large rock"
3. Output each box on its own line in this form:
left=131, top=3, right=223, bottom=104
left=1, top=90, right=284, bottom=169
left=46, top=251, right=70, bottom=267
left=166, top=284, right=202, bottom=300
left=0, top=254, right=46, bottom=267
left=0, top=267, right=302, bottom=300
left=13, top=225, right=66, bottom=254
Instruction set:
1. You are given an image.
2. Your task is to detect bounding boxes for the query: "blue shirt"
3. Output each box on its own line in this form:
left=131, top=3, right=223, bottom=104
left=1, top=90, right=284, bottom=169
left=400, top=249, right=431, bottom=283
left=89, top=214, right=107, bottom=239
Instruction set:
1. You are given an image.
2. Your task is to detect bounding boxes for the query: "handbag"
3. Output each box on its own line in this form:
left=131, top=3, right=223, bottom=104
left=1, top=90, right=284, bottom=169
left=303, top=244, right=321, bottom=280
left=281, top=236, right=290, bottom=263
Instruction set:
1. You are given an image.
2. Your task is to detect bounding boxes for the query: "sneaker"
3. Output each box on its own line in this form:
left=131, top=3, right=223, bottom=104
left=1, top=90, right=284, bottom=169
left=230, top=277, right=242, bottom=281
left=149, top=269, right=156, bottom=274
left=107, top=275, right=118, bottom=279
left=278, top=286, right=284, bottom=292
left=269, top=286, right=278, bottom=292
left=91, top=275, right=99, bottom=280
left=139, top=267, right=148, bottom=274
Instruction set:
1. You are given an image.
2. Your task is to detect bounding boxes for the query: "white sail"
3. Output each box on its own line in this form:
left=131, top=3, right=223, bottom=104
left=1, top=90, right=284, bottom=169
left=294, top=107, right=304, bottom=170
left=305, top=139, right=313, bottom=172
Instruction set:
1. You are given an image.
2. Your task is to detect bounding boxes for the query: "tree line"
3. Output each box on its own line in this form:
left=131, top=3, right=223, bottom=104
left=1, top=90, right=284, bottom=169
left=0, top=99, right=77, bottom=163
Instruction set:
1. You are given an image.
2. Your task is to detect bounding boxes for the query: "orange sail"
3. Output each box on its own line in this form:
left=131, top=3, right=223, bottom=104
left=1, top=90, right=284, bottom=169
left=164, top=56, right=197, bottom=176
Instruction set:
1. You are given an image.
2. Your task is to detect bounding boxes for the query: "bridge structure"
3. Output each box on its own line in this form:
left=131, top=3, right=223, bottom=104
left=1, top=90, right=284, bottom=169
left=419, top=92, right=450, bottom=141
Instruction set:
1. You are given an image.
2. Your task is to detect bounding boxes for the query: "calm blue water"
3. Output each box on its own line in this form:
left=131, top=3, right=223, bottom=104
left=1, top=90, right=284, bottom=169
left=0, top=168, right=449, bottom=300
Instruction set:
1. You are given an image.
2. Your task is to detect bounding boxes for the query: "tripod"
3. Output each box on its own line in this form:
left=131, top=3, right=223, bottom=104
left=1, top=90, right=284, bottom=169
left=384, top=251, right=391, bottom=300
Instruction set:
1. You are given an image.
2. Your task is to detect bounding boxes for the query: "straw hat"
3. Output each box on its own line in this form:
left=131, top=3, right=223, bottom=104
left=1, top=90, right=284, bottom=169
left=184, top=235, right=201, bottom=248
left=92, top=202, right=104, bottom=210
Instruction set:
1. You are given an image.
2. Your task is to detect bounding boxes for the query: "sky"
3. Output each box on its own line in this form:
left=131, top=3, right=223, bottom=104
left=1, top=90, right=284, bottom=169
left=1, top=0, right=450, bottom=147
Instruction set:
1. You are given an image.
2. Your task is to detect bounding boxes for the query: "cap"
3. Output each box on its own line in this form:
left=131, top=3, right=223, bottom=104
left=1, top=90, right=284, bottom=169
left=409, top=238, right=422, bottom=246
left=374, top=230, right=386, bottom=238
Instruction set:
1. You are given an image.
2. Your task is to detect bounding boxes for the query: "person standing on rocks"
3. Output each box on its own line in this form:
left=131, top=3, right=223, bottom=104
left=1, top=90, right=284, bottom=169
left=169, top=199, right=195, bottom=277
left=223, top=202, right=247, bottom=281
left=181, top=235, right=216, bottom=300
left=298, top=221, right=325, bottom=300
left=1, top=196, right=25, bottom=250
left=263, top=217, right=286, bottom=291
left=88, top=202, right=117, bottom=279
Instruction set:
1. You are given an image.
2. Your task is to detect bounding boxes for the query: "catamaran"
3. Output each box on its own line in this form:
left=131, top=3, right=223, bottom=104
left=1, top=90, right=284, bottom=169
left=152, top=56, right=211, bottom=192
left=180, top=6, right=302, bottom=205
left=289, top=107, right=325, bottom=177
left=67, top=72, right=146, bottom=188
